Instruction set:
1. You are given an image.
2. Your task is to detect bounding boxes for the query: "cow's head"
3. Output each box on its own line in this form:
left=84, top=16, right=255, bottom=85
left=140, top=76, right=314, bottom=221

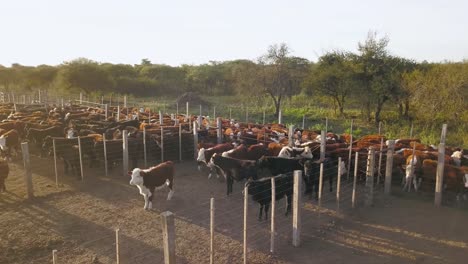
left=129, top=168, right=145, bottom=186
left=196, top=148, right=207, bottom=170
left=0, top=136, right=6, bottom=151
left=298, top=146, right=313, bottom=159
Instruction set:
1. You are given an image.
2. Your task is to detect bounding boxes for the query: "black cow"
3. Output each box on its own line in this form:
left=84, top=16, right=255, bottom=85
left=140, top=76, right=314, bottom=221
left=42, top=136, right=81, bottom=177
left=303, top=157, right=347, bottom=200
left=209, top=153, right=257, bottom=195
left=246, top=173, right=294, bottom=221
left=255, top=156, right=306, bottom=177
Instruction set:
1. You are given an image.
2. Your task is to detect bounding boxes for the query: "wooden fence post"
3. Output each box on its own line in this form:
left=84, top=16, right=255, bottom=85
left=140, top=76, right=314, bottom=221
left=293, top=170, right=302, bottom=247
left=122, top=131, right=129, bottom=176
left=288, top=125, right=294, bottom=147
left=159, top=111, right=163, bottom=125
left=176, top=103, right=179, bottom=116
left=302, top=115, right=305, bottom=129
left=347, top=120, right=354, bottom=180
left=320, top=130, right=326, bottom=160
left=263, top=110, right=265, bottom=125
left=117, top=105, right=120, bottom=122
left=103, top=133, right=108, bottom=177
left=384, top=140, right=395, bottom=195
left=216, top=117, right=222, bottom=144
left=21, top=142, right=34, bottom=199
left=409, top=122, right=414, bottom=138
left=52, top=249, right=57, bottom=264
left=352, top=152, right=359, bottom=208
left=105, top=104, right=108, bottom=120
left=115, top=229, right=120, bottom=264
left=186, top=102, right=189, bottom=121
left=377, top=137, right=384, bottom=185
left=365, top=147, right=375, bottom=206
left=161, top=211, right=176, bottom=264
left=270, top=177, right=276, bottom=253
left=278, top=110, right=282, bottom=125
left=53, top=139, right=58, bottom=187
left=210, top=198, right=215, bottom=264
left=378, top=121, right=382, bottom=135
left=161, top=126, right=164, bottom=162
left=245, top=107, right=248, bottom=123
left=143, top=127, right=147, bottom=168
left=336, top=157, right=342, bottom=203
left=318, top=162, right=324, bottom=205
left=193, top=121, right=198, bottom=160
left=435, top=124, right=447, bottom=207
left=179, top=124, right=182, bottom=162
left=325, top=117, right=328, bottom=133
left=213, top=106, right=216, bottom=120
left=243, top=185, right=248, bottom=264
left=123, top=95, right=127, bottom=108
left=77, top=137, right=84, bottom=181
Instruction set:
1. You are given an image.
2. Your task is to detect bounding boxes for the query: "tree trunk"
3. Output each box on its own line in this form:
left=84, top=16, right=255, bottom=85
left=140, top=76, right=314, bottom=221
left=404, top=99, right=410, bottom=119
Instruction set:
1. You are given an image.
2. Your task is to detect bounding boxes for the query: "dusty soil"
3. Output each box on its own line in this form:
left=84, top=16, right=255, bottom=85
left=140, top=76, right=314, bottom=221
left=1, top=153, right=468, bottom=264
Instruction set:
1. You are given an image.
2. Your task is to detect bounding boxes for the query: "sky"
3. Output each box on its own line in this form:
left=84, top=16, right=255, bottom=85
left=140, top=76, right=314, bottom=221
left=1, top=0, right=467, bottom=67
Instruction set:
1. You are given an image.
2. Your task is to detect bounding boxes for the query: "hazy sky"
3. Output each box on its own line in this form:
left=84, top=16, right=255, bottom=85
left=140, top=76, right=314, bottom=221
left=1, top=0, right=467, bottom=66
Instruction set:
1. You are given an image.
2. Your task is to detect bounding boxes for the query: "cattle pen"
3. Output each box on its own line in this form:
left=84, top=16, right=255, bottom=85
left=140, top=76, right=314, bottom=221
left=0, top=94, right=468, bottom=264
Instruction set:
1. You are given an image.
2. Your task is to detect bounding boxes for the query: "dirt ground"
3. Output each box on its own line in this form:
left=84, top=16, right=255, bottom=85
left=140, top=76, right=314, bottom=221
left=1, top=154, right=468, bottom=264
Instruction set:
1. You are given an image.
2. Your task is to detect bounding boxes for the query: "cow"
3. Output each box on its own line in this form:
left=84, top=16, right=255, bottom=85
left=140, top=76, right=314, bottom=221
left=26, top=126, right=63, bottom=147
left=197, top=143, right=233, bottom=178
left=451, top=150, right=464, bottom=167
left=246, top=173, right=294, bottom=221
left=221, top=143, right=268, bottom=161
left=277, top=146, right=313, bottom=159
left=255, top=156, right=305, bottom=177
left=129, top=161, right=175, bottom=210
left=303, top=157, right=347, bottom=200
left=0, top=129, right=20, bottom=160
left=0, top=160, right=9, bottom=192
left=209, top=153, right=258, bottom=195
left=403, top=153, right=424, bottom=192
left=42, top=136, right=81, bottom=177
left=420, top=159, right=468, bottom=201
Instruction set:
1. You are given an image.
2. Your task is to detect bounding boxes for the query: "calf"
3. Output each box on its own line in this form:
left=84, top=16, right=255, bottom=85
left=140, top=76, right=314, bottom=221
left=209, top=153, right=257, bottom=195
left=247, top=173, right=293, bottom=221
left=0, top=160, right=9, bottom=192
left=0, top=129, right=20, bottom=160
left=129, top=161, right=175, bottom=210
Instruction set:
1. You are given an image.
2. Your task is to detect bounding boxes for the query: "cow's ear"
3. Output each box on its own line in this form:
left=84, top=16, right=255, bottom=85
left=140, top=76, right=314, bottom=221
left=127, top=171, right=132, bottom=176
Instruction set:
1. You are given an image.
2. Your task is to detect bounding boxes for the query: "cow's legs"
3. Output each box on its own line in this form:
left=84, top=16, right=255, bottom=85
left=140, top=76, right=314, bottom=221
left=264, top=203, right=270, bottom=221
left=258, top=204, right=263, bottom=221
left=167, top=181, right=174, bottom=200
left=0, top=179, right=5, bottom=192
left=143, top=194, right=149, bottom=209
left=285, top=195, right=292, bottom=216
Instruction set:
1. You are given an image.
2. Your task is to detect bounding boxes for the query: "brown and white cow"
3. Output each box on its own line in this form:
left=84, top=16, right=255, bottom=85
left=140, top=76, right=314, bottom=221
left=0, top=129, right=20, bottom=160
left=129, top=161, right=175, bottom=210
left=197, top=143, right=234, bottom=170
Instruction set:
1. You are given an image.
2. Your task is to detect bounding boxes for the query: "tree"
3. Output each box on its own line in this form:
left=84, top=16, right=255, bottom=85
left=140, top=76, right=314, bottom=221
left=57, top=58, right=115, bottom=94
left=354, top=32, right=411, bottom=123
left=257, top=43, right=308, bottom=117
left=305, top=51, right=356, bottom=116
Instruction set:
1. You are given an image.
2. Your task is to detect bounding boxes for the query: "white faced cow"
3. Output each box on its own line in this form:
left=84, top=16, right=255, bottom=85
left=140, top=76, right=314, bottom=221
left=129, top=161, right=175, bottom=210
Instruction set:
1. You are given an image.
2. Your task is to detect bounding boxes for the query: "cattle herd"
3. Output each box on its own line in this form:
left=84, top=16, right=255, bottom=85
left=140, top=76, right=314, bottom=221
left=0, top=102, right=467, bottom=218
